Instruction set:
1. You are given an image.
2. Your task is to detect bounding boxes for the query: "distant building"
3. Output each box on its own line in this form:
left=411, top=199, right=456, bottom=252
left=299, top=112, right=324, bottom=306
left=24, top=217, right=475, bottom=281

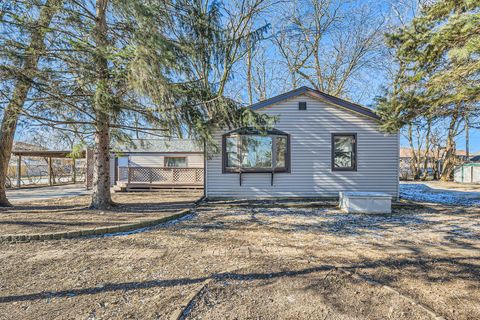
left=399, top=147, right=468, bottom=180
left=454, top=152, right=480, bottom=183
left=470, top=153, right=480, bottom=163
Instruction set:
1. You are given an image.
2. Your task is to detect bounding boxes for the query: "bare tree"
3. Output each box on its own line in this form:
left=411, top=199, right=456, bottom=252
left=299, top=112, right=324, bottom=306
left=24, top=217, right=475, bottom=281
left=272, top=0, right=385, bottom=99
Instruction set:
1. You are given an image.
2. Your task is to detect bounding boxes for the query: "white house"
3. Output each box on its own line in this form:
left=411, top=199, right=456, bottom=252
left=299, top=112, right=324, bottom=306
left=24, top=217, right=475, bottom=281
left=205, top=87, right=399, bottom=199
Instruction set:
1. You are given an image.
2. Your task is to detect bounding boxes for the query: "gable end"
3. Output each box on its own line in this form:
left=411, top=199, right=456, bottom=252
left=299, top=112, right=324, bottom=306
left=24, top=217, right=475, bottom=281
left=250, top=86, right=380, bottom=121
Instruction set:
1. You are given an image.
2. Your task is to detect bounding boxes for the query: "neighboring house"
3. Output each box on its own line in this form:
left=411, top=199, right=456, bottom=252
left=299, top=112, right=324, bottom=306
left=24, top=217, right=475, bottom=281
left=205, top=86, right=399, bottom=199
left=454, top=163, right=480, bottom=184
left=399, top=147, right=468, bottom=180
left=454, top=152, right=480, bottom=184
left=470, top=153, right=480, bottom=163
left=105, top=139, right=204, bottom=190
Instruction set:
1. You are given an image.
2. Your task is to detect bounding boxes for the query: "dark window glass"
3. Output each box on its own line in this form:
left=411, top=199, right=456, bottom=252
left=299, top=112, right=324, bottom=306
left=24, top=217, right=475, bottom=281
left=164, top=157, right=187, bottom=168
left=226, top=136, right=239, bottom=168
left=332, top=134, right=356, bottom=170
left=275, top=136, right=287, bottom=168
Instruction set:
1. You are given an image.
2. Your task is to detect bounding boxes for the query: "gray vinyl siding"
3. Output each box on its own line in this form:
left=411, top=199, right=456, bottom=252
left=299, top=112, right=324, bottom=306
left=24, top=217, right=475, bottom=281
left=128, top=153, right=203, bottom=168
left=206, top=94, right=399, bottom=198
left=109, top=157, right=116, bottom=186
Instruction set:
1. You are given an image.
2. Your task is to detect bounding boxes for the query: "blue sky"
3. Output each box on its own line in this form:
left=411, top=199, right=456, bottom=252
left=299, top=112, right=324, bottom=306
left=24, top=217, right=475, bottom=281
left=5, top=0, right=479, bottom=153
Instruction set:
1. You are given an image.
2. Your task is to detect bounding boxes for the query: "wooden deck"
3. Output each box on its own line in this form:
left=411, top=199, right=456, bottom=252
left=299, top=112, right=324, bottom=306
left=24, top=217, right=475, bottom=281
left=116, top=167, right=204, bottom=191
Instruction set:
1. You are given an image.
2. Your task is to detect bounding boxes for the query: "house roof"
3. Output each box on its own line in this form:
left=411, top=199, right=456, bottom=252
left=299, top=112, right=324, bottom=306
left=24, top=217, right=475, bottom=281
left=226, top=127, right=288, bottom=135
left=12, top=141, right=46, bottom=151
left=250, top=86, right=380, bottom=120
left=112, top=139, right=203, bottom=153
left=11, top=142, right=85, bottom=158
left=11, top=150, right=85, bottom=158
left=470, top=155, right=480, bottom=162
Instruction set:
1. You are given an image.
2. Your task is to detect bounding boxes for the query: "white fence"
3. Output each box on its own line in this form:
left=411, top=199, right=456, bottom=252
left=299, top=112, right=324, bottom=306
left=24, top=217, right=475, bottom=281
left=454, top=164, right=480, bottom=183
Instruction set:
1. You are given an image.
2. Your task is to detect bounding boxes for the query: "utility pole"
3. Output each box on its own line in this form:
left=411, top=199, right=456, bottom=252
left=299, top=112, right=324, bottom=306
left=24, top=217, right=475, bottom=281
left=465, top=113, right=470, bottom=162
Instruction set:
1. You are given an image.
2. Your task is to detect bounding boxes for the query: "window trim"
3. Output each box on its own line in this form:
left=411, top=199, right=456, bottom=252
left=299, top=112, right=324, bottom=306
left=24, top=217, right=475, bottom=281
left=164, top=156, right=188, bottom=168
left=222, top=128, right=291, bottom=174
left=331, top=133, right=357, bottom=172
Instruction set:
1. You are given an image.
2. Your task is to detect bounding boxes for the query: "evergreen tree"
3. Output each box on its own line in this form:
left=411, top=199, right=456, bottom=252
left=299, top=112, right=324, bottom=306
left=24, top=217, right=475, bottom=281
left=6, top=0, right=272, bottom=209
left=377, top=0, right=480, bottom=180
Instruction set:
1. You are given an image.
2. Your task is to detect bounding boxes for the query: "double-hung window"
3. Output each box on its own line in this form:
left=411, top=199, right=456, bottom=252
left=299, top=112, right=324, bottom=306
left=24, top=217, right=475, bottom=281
left=332, top=133, right=357, bottom=171
left=223, top=128, right=290, bottom=173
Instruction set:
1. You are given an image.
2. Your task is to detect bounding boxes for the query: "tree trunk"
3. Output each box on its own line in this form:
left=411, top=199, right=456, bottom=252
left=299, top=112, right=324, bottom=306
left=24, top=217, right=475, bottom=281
left=246, top=39, right=253, bottom=105
left=90, top=0, right=112, bottom=209
left=0, top=0, right=62, bottom=207
left=440, top=111, right=459, bottom=181
left=421, top=120, right=432, bottom=181
left=407, top=125, right=420, bottom=180
left=91, top=115, right=111, bottom=209
left=465, top=113, right=469, bottom=160
left=432, top=148, right=440, bottom=180
left=72, top=159, right=76, bottom=184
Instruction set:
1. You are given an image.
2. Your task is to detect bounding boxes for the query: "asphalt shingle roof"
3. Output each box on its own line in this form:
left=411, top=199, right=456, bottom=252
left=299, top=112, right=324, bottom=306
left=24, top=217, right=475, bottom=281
left=112, top=139, right=203, bottom=153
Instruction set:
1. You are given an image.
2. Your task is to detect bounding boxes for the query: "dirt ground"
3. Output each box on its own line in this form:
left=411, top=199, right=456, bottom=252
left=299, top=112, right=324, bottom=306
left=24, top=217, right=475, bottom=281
left=0, top=191, right=202, bottom=234
left=0, top=198, right=479, bottom=319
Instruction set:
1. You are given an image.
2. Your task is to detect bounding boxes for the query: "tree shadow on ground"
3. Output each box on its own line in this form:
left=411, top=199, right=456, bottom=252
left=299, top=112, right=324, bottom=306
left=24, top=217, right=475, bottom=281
left=0, top=220, right=110, bottom=227
left=168, top=204, right=480, bottom=257
left=0, top=255, right=478, bottom=304
left=0, top=200, right=195, bottom=215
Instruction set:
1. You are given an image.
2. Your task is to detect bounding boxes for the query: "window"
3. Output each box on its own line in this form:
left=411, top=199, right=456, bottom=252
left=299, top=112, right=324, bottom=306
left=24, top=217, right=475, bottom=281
left=223, top=128, right=290, bottom=173
left=164, top=157, right=187, bottom=168
left=332, top=133, right=357, bottom=171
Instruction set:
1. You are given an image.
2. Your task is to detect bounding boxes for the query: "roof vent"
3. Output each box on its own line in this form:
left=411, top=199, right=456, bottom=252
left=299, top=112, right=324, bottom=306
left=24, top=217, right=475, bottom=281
left=299, top=102, right=307, bottom=110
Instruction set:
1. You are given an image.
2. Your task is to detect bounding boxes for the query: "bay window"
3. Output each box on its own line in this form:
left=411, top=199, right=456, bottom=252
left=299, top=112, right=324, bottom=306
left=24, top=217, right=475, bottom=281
left=222, top=128, right=290, bottom=173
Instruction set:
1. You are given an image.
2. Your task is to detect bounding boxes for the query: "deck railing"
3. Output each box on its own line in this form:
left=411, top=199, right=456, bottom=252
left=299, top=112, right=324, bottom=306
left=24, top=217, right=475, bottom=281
left=118, top=167, right=204, bottom=186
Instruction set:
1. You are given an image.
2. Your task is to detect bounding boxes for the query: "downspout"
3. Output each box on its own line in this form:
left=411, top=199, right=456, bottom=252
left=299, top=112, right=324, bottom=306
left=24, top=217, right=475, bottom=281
left=397, top=131, right=400, bottom=201
left=203, top=139, right=207, bottom=199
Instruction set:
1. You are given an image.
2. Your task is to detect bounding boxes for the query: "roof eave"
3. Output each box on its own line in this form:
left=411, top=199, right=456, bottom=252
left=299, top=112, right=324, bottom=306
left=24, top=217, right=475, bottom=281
left=250, top=86, right=381, bottom=121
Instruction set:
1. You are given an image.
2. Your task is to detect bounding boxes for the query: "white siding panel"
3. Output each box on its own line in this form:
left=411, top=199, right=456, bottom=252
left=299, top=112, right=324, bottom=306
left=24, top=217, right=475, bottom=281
left=187, top=154, right=204, bottom=167
left=129, top=154, right=163, bottom=167
left=128, top=153, right=204, bottom=168
left=109, top=156, right=116, bottom=186
left=206, top=94, right=399, bottom=198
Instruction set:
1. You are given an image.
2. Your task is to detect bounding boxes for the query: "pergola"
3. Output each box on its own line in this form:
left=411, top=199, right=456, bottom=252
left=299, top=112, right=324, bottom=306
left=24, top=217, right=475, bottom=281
left=11, top=150, right=86, bottom=188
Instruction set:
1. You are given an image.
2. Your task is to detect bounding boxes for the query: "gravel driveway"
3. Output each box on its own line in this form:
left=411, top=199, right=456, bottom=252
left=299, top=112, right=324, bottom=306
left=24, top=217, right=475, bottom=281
left=6, top=184, right=90, bottom=203
left=1, top=202, right=479, bottom=319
